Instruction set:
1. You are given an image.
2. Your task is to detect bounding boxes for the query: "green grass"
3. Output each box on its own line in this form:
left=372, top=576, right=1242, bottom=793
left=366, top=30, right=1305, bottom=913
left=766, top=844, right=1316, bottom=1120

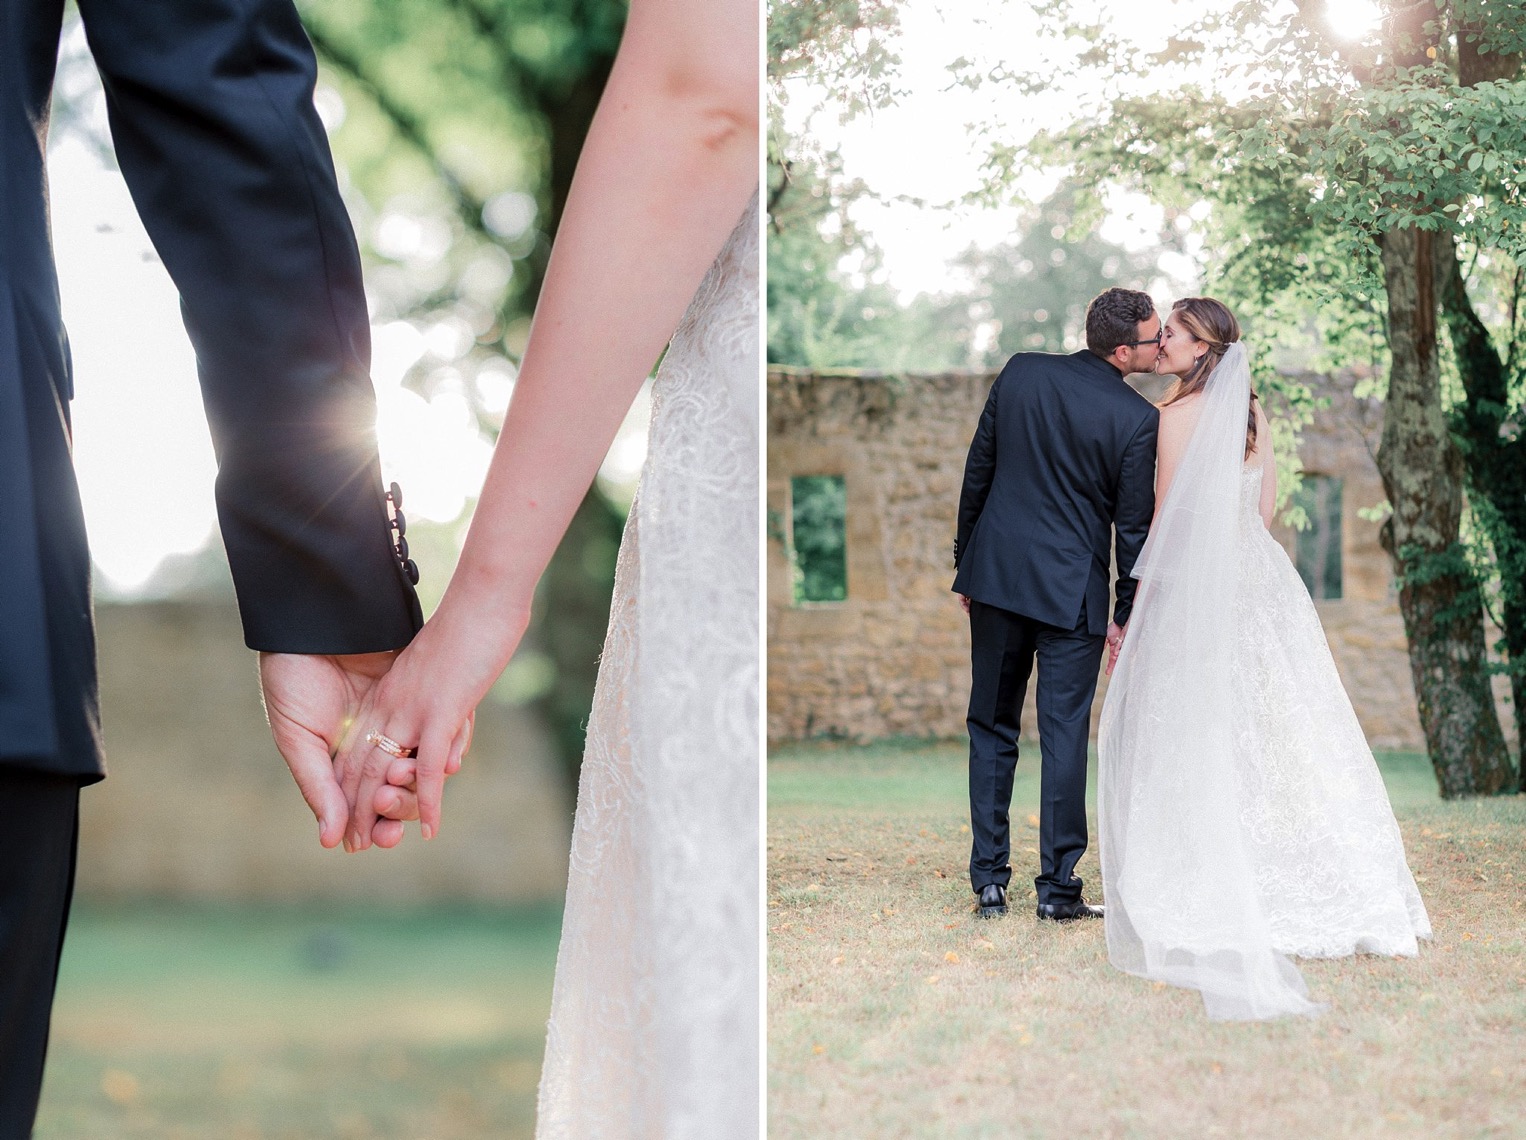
left=36, top=905, right=561, bottom=1139
left=768, top=737, right=1444, bottom=814
left=768, top=739, right=1526, bottom=1139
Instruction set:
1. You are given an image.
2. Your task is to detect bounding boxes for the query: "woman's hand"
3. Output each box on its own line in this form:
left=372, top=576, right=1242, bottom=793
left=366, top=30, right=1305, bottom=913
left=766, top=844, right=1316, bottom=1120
left=333, top=595, right=530, bottom=851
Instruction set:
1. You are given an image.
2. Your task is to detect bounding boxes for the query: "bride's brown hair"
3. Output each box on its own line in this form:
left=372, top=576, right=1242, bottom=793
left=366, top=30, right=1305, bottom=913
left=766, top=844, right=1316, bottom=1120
left=1160, top=296, right=1258, bottom=459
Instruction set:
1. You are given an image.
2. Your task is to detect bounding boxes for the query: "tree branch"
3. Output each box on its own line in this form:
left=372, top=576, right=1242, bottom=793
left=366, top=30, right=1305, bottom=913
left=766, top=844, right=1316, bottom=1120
left=304, top=19, right=492, bottom=243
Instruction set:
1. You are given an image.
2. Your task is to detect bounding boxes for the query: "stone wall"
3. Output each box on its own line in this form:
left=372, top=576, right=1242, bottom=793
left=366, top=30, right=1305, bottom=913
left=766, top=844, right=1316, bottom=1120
left=766, top=365, right=1518, bottom=753
left=79, top=602, right=571, bottom=904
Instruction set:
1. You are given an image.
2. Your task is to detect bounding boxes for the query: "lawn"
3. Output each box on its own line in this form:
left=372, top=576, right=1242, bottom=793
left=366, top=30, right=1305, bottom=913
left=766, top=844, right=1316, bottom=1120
left=35, top=904, right=562, bottom=1139
left=768, top=739, right=1526, bottom=1139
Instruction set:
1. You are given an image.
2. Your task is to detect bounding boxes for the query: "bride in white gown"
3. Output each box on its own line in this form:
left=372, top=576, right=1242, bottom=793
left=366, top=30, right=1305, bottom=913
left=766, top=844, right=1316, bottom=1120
left=326, top=0, right=759, bottom=1132
left=1097, top=297, right=1431, bottom=1021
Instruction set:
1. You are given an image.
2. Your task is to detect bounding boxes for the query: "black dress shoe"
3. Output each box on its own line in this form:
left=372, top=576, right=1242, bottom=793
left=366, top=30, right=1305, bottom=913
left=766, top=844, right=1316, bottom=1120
left=976, top=884, right=1008, bottom=918
left=1035, top=898, right=1104, bottom=922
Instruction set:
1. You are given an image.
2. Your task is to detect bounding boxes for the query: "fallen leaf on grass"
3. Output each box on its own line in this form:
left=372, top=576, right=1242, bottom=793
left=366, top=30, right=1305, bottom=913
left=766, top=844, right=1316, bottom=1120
left=945, top=922, right=960, bottom=929
left=945, top=951, right=961, bottom=964
left=1210, top=1062, right=1223, bottom=1074
left=832, top=956, right=844, bottom=965
left=906, top=856, right=917, bottom=865
left=812, top=1044, right=826, bottom=1056
left=934, top=869, right=947, bottom=878
left=1152, top=982, right=1167, bottom=991
left=926, top=974, right=940, bottom=984
left=959, top=825, right=970, bottom=833
left=1027, top=814, right=1040, bottom=827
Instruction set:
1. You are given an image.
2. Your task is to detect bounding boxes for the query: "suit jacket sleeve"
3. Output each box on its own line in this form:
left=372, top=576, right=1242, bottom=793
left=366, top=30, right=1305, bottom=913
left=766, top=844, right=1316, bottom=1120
left=1112, top=407, right=1158, bottom=628
left=78, top=0, right=423, bottom=652
left=954, top=375, right=1000, bottom=571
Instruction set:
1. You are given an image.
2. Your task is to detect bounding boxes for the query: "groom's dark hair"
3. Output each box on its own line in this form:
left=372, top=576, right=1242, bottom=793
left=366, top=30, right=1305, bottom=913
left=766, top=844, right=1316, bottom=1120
left=1085, top=288, right=1157, bottom=358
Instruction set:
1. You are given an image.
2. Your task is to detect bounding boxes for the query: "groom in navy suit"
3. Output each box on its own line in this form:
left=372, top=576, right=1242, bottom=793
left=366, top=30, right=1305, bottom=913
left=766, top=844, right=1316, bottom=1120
left=954, top=288, right=1160, bottom=921
left=1, top=1, right=424, bottom=1132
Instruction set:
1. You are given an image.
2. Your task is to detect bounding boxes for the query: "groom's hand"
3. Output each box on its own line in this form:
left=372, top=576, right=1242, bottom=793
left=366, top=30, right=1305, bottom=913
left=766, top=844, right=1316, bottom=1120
left=259, top=651, right=399, bottom=848
left=958, top=593, right=972, bottom=615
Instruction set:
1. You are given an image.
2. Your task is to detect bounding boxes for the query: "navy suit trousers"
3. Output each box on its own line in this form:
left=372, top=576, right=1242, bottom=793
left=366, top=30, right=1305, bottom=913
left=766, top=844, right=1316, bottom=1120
left=966, top=599, right=1105, bottom=905
left=0, top=771, right=80, bottom=1139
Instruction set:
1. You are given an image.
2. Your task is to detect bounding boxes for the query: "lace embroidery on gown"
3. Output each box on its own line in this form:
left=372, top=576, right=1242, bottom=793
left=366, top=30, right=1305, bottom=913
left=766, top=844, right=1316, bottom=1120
left=535, top=195, right=760, bottom=1137
left=1099, top=374, right=1430, bottom=1020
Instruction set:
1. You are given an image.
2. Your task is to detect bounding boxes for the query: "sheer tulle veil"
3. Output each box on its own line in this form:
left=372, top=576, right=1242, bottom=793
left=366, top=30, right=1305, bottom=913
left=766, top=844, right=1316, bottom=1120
left=1097, top=342, right=1325, bottom=1021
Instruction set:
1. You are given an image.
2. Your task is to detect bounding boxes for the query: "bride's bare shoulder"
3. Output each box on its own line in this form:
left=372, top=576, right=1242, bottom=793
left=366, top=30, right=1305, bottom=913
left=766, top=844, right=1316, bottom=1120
left=1156, top=392, right=1203, bottom=416
left=1155, top=395, right=1202, bottom=440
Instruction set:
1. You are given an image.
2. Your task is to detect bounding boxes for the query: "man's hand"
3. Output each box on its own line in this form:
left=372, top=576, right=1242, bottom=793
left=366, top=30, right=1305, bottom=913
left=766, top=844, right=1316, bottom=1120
left=1105, top=622, right=1126, bottom=677
left=958, top=593, right=972, bottom=615
left=259, top=651, right=398, bottom=848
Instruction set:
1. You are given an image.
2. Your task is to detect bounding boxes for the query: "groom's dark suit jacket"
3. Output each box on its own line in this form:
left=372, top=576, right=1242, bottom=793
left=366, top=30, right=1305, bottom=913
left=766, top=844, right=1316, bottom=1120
left=2, top=0, right=424, bottom=783
left=953, top=350, right=1158, bottom=636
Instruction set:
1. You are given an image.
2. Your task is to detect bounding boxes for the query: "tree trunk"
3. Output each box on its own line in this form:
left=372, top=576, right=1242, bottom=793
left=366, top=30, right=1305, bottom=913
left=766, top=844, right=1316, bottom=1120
left=1375, top=227, right=1513, bottom=797
left=1435, top=235, right=1526, bottom=786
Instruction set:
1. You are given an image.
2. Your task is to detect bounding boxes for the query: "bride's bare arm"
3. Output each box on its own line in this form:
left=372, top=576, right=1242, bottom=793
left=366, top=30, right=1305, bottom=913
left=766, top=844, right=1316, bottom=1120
left=1254, top=401, right=1277, bottom=527
left=338, top=0, right=758, bottom=849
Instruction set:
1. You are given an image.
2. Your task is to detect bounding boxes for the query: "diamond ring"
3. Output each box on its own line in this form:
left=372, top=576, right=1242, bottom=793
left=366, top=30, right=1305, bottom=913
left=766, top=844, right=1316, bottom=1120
left=365, top=731, right=417, bottom=759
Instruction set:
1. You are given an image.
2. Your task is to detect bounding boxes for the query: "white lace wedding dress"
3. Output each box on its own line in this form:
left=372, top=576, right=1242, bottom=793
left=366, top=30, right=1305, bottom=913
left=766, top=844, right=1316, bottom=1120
left=535, top=196, right=759, bottom=1135
left=1098, top=343, right=1430, bottom=1021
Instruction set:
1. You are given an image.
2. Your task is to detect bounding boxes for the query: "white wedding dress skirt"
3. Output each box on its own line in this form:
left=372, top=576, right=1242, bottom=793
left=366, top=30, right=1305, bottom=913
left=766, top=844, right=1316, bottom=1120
left=1099, top=460, right=1431, bottom=1021
left=535, top=197, right=759, bottom=1136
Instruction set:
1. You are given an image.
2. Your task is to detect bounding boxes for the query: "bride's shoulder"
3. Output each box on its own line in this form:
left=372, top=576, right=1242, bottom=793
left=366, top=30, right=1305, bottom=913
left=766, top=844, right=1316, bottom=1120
left=1156, top=392, right=1203, bottom=415
left=1156, top=395, right=1201, bottom=430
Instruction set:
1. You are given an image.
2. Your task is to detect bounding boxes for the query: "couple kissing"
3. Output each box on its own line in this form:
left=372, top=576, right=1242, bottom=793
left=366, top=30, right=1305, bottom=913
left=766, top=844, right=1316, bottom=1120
left=953, top=288, right=1430, bottom=1020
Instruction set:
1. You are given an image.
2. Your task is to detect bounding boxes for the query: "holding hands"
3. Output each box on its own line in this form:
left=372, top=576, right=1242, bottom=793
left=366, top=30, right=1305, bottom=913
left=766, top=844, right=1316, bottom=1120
left=260, top=597, right=519, bottom=852
left=330, top=594, right=531, bottom=852
left=1105, top=621, right=1127, bottom=677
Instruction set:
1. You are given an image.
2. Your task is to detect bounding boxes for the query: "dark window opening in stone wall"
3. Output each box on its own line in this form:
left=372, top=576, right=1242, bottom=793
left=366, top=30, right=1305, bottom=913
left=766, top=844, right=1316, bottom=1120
left=1294, top=474, right=1343, bottom=600
left=790, top=475, right=847, bottom=603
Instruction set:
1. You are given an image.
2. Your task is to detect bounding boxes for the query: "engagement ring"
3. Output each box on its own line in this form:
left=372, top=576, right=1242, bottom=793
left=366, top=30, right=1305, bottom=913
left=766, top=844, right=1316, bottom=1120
left=365, top=731, right=417, bottom=759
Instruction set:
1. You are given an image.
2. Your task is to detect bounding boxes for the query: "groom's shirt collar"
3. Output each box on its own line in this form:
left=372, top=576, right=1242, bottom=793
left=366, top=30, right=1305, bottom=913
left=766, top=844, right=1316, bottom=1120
left=1072, top=349, right=1124, bottom=379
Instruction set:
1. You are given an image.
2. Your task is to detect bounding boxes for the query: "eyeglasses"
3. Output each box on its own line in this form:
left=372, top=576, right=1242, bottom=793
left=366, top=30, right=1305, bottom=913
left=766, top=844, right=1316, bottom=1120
left=1124, top=330, right=1163, bottom=348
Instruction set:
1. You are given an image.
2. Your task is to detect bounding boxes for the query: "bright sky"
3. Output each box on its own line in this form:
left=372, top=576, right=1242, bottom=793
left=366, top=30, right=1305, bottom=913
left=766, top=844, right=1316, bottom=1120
left=49, top=38, right=648, bottom=596
left=784, top=0, right=1384, bottom=301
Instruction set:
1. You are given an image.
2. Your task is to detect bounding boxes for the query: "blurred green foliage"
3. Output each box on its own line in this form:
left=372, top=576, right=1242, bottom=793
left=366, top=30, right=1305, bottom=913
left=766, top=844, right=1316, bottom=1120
left=789, top=474, right=846, bottom=603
